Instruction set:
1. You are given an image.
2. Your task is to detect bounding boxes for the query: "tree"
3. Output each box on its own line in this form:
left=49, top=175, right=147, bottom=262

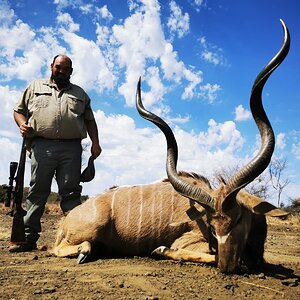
left=290, top=197, right=300, bottom=213
left=244, top=172, right=271, bottom=200
left=268, top=158, right=290, bottom=208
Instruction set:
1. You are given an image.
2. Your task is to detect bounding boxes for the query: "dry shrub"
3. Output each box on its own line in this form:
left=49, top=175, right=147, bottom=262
left=45, top=202, right=63, bottom=215
left=267, top=213, right=300, bottom=227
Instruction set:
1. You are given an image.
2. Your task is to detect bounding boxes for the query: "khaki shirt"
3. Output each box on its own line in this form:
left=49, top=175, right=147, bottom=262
left=14, top=79, right=95, bottom=140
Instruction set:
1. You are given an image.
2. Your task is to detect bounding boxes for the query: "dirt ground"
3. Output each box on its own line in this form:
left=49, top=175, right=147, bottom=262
left=0, top=204, right=299, bottom=300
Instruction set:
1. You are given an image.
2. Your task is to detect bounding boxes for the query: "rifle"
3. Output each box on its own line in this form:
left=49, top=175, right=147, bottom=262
left=5, top=114, right=29, bottom=244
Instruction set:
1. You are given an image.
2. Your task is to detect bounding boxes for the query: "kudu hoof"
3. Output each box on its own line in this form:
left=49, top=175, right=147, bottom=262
left=77, top=253, right=90, bottom=264
left=151, top=246, right=167, bottom=258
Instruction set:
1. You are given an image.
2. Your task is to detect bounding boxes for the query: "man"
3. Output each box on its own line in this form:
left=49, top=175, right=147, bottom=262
left=10, top=55, right=102, bottom=252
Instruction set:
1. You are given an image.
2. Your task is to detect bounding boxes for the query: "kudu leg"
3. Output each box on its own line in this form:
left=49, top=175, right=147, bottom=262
left=152, top=246, right=216, bottom=264
left=52, top=240, right=92, bottom=263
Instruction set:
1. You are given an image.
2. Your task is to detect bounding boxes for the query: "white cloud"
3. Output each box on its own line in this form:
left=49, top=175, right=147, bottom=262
left=201, top=51, right=220, bottom=65
left=0, top=86, right=23, bottom=142
left=95, top=24, right=112, bottom=47
left=160, top=43, right=184, bottom=82
left=61, top=29, right=116, bottom=93
left=112, top=1, right=165, bottom=106
left=127, top=0, right=139, bottom=12
left=277, top=133, right=286, bottom=150
left=113, top=1, right=164, bottom=66
left=0, top=0, right=14, bottom=26
left=112, top=1, right=205, bottom=106
left=194, top=0, right=204, bottom=5
left=56, top=12, right=80, bottom=33
left=234, top=104, right=251, bottom=121
left=0, top=15, right=68, bottom=83
left=168, top=114, right=190, bottom=124
left=292, top=142, right=300, bottom=160
left=97, top=5, right=113, bottom=20
left=79, top=4, right=93, bottom=15
left=143, top=66, right=166, bottom=107
left=82, top=110, right=167, bottom=194
left=198, top=119, right=244, bottom=153
left=0, top=19, right=35, bottom=60
left=0, top=42, right=57, bottom=82
left=160, top=43, right=204, bottom=102
left=53, top=0, right=80, bottom=11
left=0, top=85, right=21, bottom=117
left=164, top=122, right=245, bottom=178
left=167, top=0, right=190, bottom=39
left=199, top=83, right=221, bottom=103
left=182, top=68, right=202, bottom=99
left=192, top=0, right=205, bottom=12
left=199, top=36, right=227, bottom=66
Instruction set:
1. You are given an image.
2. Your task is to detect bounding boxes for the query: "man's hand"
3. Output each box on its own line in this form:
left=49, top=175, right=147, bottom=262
left=19, top=122, right=32, bottom=136
left=14, top=111, right=32, bottom=136
left=91, top=143, right=102, bottom=159
left=85, top=119, right=102, bottom=159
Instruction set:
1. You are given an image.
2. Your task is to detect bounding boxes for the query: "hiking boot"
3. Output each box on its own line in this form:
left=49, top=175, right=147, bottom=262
left=9, top=243, right=37, bottom=253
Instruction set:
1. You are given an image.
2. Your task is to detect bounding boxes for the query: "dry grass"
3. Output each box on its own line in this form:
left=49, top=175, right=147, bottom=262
left=44, top=202, right=63, bottom=215
left=267, top=213, right=300, bottom=227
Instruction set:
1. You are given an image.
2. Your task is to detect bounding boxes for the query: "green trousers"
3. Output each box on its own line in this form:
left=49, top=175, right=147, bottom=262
left=24, top=138, right=82, bottom=243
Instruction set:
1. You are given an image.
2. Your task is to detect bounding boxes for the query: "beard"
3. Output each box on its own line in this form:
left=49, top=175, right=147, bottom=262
left=51, top=74, right=70, bottom=88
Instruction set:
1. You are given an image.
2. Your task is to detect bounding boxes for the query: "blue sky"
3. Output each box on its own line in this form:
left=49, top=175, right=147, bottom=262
left=0, top=0, right=299, bottom=205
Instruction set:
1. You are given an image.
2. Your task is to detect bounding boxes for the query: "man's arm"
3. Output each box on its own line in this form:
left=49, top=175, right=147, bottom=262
left=85, top=119, right=102, bottom=158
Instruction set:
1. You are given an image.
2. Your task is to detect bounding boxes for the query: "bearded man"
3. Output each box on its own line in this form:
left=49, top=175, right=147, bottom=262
left=10, top=55, right=102, bottom=252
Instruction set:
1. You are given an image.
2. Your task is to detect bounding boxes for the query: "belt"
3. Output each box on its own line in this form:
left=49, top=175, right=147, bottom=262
left=34, top=137, right=81, bottom=142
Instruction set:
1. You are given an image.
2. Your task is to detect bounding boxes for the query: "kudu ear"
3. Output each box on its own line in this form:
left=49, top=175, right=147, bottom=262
left=221, top=181, right=250, bottom=212
left=236, top=189, right=289, bottom=217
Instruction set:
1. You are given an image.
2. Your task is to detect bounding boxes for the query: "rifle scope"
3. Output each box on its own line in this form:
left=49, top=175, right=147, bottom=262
left=5, top=162, right=18, bottom=207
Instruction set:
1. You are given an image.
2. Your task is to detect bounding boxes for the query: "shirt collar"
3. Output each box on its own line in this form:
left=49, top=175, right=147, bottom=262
left=44, top=79, right=72, bottom=91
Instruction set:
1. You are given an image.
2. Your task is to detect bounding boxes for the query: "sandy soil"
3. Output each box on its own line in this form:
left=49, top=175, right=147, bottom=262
left=0, top=205, right=299, bottom=300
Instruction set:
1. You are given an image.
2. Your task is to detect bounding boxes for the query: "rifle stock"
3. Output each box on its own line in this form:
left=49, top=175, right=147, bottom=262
left=10, top=211, right=26, bottom=243
left=10, top=134, right=28, bottom=243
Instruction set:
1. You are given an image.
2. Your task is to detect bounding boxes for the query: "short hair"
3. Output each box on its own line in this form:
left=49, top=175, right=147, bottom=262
left=52, top=55, right=72, bottom=68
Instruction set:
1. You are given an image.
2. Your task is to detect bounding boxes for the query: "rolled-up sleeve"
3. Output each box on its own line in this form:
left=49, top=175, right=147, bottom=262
left=84, top=96, right=95, bottom=121
left=14, top=85, right=32, bottom=116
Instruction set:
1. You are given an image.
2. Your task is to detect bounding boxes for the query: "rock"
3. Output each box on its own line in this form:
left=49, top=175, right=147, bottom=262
left=44, top=287, right=56, bottom=293
left=257, top=273, right=266, bottom=279
left=33, top=287, right=56, bottom=295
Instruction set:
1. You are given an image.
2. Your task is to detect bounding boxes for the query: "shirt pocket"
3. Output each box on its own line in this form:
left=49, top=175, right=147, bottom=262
left=67, top=95, right=85, bottom=115
left=33, top=92, right=52, bottom=108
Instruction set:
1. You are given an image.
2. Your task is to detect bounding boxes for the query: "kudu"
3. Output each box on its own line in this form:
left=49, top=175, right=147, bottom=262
left=52, top=20, right=290, bottom=273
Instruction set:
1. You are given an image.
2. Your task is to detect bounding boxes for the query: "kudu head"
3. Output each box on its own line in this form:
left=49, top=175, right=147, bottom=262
left=136, top=19, right=290, bottom=273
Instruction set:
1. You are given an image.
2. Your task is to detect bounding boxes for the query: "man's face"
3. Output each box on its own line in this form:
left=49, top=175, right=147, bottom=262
left=51, top=56, right=73, bottom=87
